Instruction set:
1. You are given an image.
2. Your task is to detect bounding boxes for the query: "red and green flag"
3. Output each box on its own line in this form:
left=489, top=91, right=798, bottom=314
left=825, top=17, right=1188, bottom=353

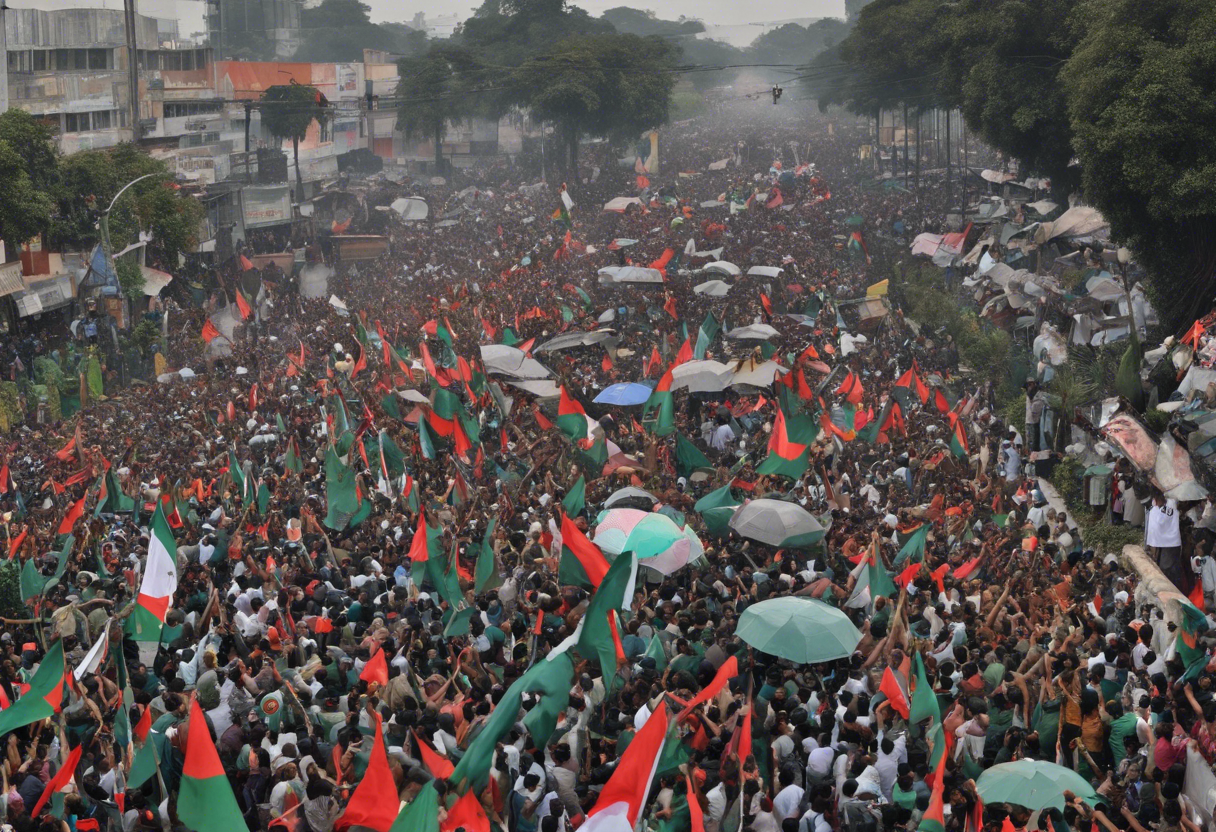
left=948, top=412, right=969, bottom=459
left=178, top=699, right=248, bottom=832
left=125, top=504, right=178, bottom=642
left=693, top=312, right=721, bottom=360
left=756, top=408, right=816, bottom=480
left=1177, top=599, right=1210, bottom=681
left=644, top=367, right=675, bottom=437
left=557, top=386, right=589, bottom=441
left=558, top=512, right=610, bottom=590
left=0, top=639, right=64, bottom=736
left=918, top=735, right=949, bottom=832
left=336, top=715, right=398, bottom=832
left=388, top=782, right=439, bottom=832
left=894, top=524, right=929, bottom=566
left=674, top=432, right=712, bottom=479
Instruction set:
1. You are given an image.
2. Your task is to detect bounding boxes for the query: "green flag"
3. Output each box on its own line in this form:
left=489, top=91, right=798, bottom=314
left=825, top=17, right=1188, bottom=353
left=909, top=652, right=940, bottom=730
left=0, top=639, right=64, bottom=736
left=694, top=484, right=740, bottom=537
left=893, top=524, right=929, bottom=566
left=674, top=432, right=711, bottom=479
left=694, top=312, right=721, bottom=360
left=417, top=419, right=437, bottom=460
left=389, top=782, right=439, bottom=832
left=645, top=633, right=668, bottom=672
left=474, top=518, right=502, bottom=594
left=228, top=448, right=247, bottom=502
left=562, top=475, right=586, bottom=517
left=322, top=446, right=360, bottom=530
left=380, top=393, right=402, bottom=421
left=1177, top=599, right=1210, bottom=681
left=433, top=387, right=463, bottom=421
left=576, top=553, right=636, bottom=683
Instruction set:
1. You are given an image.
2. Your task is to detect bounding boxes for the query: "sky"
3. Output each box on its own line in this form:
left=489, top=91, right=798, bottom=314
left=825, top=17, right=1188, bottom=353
left=360, top=0, right=846, bottom=26
left=123, top=0, right=847, bottom=44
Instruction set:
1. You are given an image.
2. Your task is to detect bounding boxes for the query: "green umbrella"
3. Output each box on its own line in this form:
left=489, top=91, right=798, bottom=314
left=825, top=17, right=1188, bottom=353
left=695, top=484, right=739, bottom=537
left=975, top=760, right=1101, bottom=813
left=735, top=596, right=861, bottom=664
left=729, top=499, right=826, bottom=548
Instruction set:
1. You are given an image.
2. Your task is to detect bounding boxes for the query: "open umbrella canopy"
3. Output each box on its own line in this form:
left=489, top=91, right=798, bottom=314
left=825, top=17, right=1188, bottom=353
left=702, top=260, right=741, bottom=277
left=593, top=383, right=654, bottom=406
left=671, top=360, right=734, bottom=393
left=693, top=279, right=732, bottom=297
left=729, top=499, right=826, bottom=547
left=594, top=510, right=702, bottom=575
left=730, top=359, right=788, bottom=388
left=747, top=265, right=783, bottom=278
left=975, top=760, right=1101, bottom=813
left=736, top=596, right=861, bottom=663
left=726, top=323, right=780, bottom=341
left=598, top=266, right=664, bottom=285
left=535, top=330, right=616, bottom=353
left=604, top=486, right=658, bottom=510
left=479, top=345, right=552, bottom=379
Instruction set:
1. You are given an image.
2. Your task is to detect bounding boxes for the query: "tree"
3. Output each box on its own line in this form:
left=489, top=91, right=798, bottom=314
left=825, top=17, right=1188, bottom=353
left=0, top=111, right=57, bottom=249
left=1064, top=0, right=1216, bottom=329
left=514, top=34, right=677, bottom=176
left=259, top=83, right=329, bottom=198
left=295, top=0, right=425, bottom=63
left=396, top=45, right=482, bottom=171
left=601, top=7, right=704, bottom=37
left=51, top=145, right=201, bottom=266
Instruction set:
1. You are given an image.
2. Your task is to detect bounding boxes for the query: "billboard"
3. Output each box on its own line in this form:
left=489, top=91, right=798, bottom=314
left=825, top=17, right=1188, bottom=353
left=243, top=185, right=293, bottom=229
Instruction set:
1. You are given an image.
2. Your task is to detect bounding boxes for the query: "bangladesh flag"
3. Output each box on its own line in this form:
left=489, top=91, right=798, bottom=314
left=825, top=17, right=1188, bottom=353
left=756, top=408, right=815, bottom=480
left=389, top=782, right=439, bottom=832
left=0, top=639, right=64, bottom=736
left=576, top=552, right=637, bottom=682
left=474, top=517, right=502, bottom=594
left=694, top=312, right=721, bottom=360
left=917, top=744, right=948, bottom=832
left=421, top=319, right=453, bottom=349
left=450, top=641, right=574, bottom=792
left=284, top=436, right=304, bottom=475
left=126, top=505, right=178, bottom=642
left=575, top=436, right=609, bottom=476
left=558, top=512, right=610, bottom=589
left=1177, top=599, right=1210, bottom=681
left=557, top=386, right=589, bottom=441
left=562, top=475, right=586, bottom=517
left=417, top=417, right=438, bottom=460
left=674, top=432, right=711, bottom=479
left=893, top=524, right=929, bottom=566
left=228, top=448, right=248, bottom=503
left=910, top=652, right=941, bottom=731
left=893, top=367, right=930, bottom=406
left=694, top=484, right=740, bottom=537
left=322, top=446, right=361, bottom=530
left=948, top=412, right=969, bottom=459
left=644, top=367, right=675, bottom=437
left=179, top=699, right=247, bottom=832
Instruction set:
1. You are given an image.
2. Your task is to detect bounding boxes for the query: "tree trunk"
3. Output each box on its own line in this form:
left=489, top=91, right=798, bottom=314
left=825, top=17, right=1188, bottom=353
left=946, top=109, right=952, bottom=208
left=434, top=123, right=443, bottom=173
left=903, top=103, right=909, bottom=191
left=915, top=107, right=922, bottom=193
left=293, top=135, right=302, bottom=202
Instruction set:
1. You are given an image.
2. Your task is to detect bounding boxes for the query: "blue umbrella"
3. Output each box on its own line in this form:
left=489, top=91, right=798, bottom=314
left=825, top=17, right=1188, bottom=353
left=593, top=383, right=654, bottom=406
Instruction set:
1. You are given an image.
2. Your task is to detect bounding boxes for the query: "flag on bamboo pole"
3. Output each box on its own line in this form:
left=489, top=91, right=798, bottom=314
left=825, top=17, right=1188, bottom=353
left=910, top=652, right=941, bottom=729
left=674, top=432, right=712, bottom=479
left=558, top=512, right=610, bottom=590
left=1177, top=599, right=1210, bottom=681
left=893, top=524, right=929, bottom=566
left=917, top=738, right=949, bottom=832
left=30, top=743, right=82, bottom=818
left=755, top=408, right=814, bottom=480
left=125, top=504, right=178, bottom=642
left=835, top=371, right=865, bottom=405
left=334, top=714, right=397, bottom=832
left=581, top=703, right=669, bottom=832
left=694, top=313, right=721, bottom=360
left=557, top=386, right=589, bottom=441
left=643, top=367, right=675, bottom=437
left=562, top=476, right=586, bottom=517
left=474, top=518, right=501, bottom=593
left=0, top=639, right=64, bottom=736
left=879, top=666, right=910, bottom=719
left=388, top=783, right=439, bottom=832
left=322, top=447, right=361, bottom=530
left=948, top=412, right=969, bottom=459
left=576, top=553, right=638, bottom=683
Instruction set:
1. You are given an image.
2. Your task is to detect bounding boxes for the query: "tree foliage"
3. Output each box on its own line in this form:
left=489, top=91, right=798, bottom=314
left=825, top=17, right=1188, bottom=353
left=0, top=111, right=56, bottom=248
left=260, top=83, right=329, bottom=193
left=1063, top=0, right=1216, bottom=328
left=395, top=45, right=484, bottom=168
left=51, top=144, right=201, bottom=266
left=601, top=7, right=704, bottom=37
left=295, top=0, right=428, bottom=62
left=513, top=33, right=678, bottom=172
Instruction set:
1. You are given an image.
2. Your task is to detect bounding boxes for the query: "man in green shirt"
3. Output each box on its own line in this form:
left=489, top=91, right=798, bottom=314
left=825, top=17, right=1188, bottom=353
left=1106, top=701, right=1139, bottom=766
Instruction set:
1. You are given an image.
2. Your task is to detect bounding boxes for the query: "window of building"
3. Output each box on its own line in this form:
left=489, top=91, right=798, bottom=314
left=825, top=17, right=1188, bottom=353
left=32, top=51, right=47, bottom=71
left=88, top=49, right=109, bottom=70
left=93, top=110, right=112, bottom=129
left=64, top=113, right=82, bottom=133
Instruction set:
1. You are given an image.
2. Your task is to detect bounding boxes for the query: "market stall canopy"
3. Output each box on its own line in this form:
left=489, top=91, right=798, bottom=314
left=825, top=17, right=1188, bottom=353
left=702, top=260, right=741, bottom=277
left=603, top=197, right=643, bottom=213
left=747, top=266, right=783, bottom=278
left=1034, top=205, right=1108, bottom=244
left=728, top=499, right=825, bottom=547
left=735, top=596, right=861, bottom=663
left=975, top=760, right=1100, bottom=813
left=535, top=330, right=615, bottom=352
left=389, top=197, right=428, bottom=220
left=980, top=169, right=1017, bottom=183
left=725, top=323, right=780, bottom=341
left=597, top=266, right=664, bottom=285
left=671, top=360, right=734, bottom=393
left=593, top=383, right=654, bottom=407
left=139, top=265, right=173, bottom=296
left=693, top=280, right=732, bottom=297
left=479, top=344, right=552, bottom=379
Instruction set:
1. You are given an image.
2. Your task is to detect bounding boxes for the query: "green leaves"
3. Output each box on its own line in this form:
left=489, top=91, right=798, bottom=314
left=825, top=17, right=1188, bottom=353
left=260, top=83, right=329, bottom=144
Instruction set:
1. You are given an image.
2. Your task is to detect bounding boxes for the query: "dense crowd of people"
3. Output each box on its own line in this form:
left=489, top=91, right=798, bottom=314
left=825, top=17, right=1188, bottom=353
left=0, top=100, right=1212, bottom=832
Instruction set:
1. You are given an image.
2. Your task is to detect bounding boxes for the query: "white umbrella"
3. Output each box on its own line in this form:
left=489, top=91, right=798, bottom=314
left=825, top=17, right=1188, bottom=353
left=671, top=360, right=733, bottom=393
left=747, top=265, right=783, bottom=278
left=693, top=280, right=732, bottom=297
left=397, top=389, right=430, bottom=404
left=729, top=499, right=827, bottom=547
left=479, top=345, right=552, bottom=379
left=730, top=359, right=788, bottom=388
left=535, top=330, right=615, bottom=352
left=604, top=486, right=659, bottom=509
left=178, top=367, right=196, bottom=379
left=726, top=323, right=780, bottom=341
left=597, top=266, right=664, bottom=285
left=389, top=197, right=428, bottom=220
left=703, top=261, right=741, bottom=277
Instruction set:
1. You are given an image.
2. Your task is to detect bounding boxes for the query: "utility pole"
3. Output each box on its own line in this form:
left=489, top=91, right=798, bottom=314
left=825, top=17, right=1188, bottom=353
left=903, top=103, right=909, bottom=191
left=123, top=0, right=140, bottom=141
left=0, top=1, right=10, bottom=115
left=244, top=101, right=252, bottom=182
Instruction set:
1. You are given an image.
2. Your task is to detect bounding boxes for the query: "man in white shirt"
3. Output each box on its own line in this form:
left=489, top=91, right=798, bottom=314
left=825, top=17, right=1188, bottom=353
left=875, top=735, right=907, bottom=801
left=1146, top=493, right=1187, bottom=589
left=772, top=770, right=805, bottom=823
left=710, top=420, right=736, bottom=452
